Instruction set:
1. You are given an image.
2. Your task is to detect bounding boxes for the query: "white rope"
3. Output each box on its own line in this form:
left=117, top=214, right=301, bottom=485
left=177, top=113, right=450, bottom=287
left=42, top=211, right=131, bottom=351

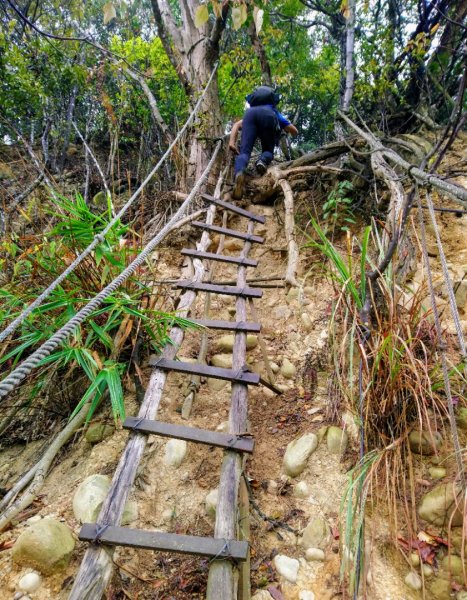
left=0, top=142, right=221, bottom=399
left=0, top=63, right=219, bottom=344
left=416, top=189, right=465, bottom=487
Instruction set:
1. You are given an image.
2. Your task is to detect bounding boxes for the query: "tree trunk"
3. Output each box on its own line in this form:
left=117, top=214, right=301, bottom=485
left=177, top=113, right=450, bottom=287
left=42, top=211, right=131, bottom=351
left=248, top=21, right=272, bottom=86
left=151, top=0, right=228, bottom=188
left=341, top=0, right=356, bottom=112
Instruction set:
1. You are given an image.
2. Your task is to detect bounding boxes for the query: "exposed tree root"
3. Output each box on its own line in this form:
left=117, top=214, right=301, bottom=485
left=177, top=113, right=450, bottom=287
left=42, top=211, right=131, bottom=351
left=0, top=403, right=89, bottom=532
left=272, top=170, right=299, bottom=287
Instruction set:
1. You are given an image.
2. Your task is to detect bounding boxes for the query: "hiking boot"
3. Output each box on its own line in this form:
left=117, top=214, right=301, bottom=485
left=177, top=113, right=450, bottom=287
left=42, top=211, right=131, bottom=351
left=232, top=170, right=245, bottom=200
left=256, top=159, right=268, bottom=175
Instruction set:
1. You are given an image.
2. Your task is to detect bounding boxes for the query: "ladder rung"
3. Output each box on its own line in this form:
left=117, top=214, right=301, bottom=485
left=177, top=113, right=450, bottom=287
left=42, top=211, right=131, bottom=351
left=123, top=417, right=255, bottom=453
left=181, top=249, right=258, bottom=267
left=201, top=193, right=266, bottom=224
left=175, top=281, right=263, bottom=298
left=148, top=358, right=260, bottom=385
left=190, top=318, right=261, bottom=332
left=79, top=524, right=249, bottom=561
left=192, top=222, right=264, bottom=244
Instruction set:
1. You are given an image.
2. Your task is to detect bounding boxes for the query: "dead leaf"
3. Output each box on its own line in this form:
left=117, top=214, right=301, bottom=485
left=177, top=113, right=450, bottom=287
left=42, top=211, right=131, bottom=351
left=0, top=539, right=15, bottom=551
left=103, top=2, right=116, bottom=25
left=194, top=4, right=209, bottom=28
left=267, top=585, right=286, bottom=600
left=253, top=6, right=264, bottom=35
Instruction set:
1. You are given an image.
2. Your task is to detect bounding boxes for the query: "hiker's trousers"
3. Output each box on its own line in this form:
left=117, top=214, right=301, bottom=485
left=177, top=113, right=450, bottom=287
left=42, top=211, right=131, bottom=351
left=234, top=106, right=278, bottom=175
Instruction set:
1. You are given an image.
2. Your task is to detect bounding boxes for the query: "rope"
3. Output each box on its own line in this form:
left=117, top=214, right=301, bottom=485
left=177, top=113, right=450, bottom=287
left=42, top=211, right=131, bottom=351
left=416, top=188, right=465, bottom=488
left=0, top=142, right=222, bottom=400
left=0, top=63, right=219, bottom=345
left=424, top=190, right=467, bottom=361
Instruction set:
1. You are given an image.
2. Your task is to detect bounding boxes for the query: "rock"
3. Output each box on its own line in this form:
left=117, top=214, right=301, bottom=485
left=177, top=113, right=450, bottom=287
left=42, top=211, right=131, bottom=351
left=14, top=593, right=24, bottom=600
left=164, top=439, right=187, bottom=468
left=273, top=305, right=292, bottom=319
left=294, top=481, right=310, bottom=499
left=305, top=548, right=325, bottom=561
left=12, top=518, right=75, bottom=574
left=85, top=422, right=114, bottom=444
left=216, top=421, right=229, bottom=432
left=162, top=508, right=174, bottom=522
left=301, top=313, right=313, bottom=331
left=208, top=378, right=228, bottom=391
left=418, top=483, right=463, bottom=526
left=422, top=563, right=434, bottom=577
left=92, top=191, right=107, bottom=210
left=18, top=572, right=42, bottom=593
left=408, top=430, right=442, bottom=455
left=211, top=353, right=232, bottom=369
left=267, top=480, right=278, bottom=495
left=224, top=239, right=244, bottom=252
left=283, top=433, right=318, bottom=477
left=273, top=554, right=299, bottom=583
left=429, top=466, right=446, bottom=480
left=73, top=474, right=137, bottom=524
left=457, top=407, right=467, bottom=430
left=205, top=489, right=218, bottom=516
left=429, top=578, right=452, bottom=599
left=441, top=555, right=463, bottom=577
left=455, top=280, right=467, bottom=313
left=409, top=552, right=420, bottom=567
left=457, top=592, right=467, bottom=600
left=326, top=426, right=348, bottom=454
left=281, top=358, right=297, bottom=380
left=251, top=591, right=274, bottom=600
left=451, top=528, right=467, bottom=555
left=26, top=515, right=42, bottom=525
left=404, top=571, right=422, bottom=591
left=317, top=426, right=328, bottom=442
left=122, top=498, right=138, bottom=524
left=215, top=334, right=258, bottom=352
left=301, top=518, right=330, bottom=550
left=299, top=592, right=315, bottom=600
left=287, top=288, right=300, bottom=301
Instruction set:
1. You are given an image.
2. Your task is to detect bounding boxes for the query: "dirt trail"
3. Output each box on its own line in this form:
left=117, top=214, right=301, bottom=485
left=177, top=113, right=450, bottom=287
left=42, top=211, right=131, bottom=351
left=0, top=184, right=466, bottom=599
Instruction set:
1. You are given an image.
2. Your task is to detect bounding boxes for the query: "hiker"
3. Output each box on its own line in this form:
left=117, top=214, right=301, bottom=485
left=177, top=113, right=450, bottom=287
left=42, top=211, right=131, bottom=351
left=229, top=85, right=298, bottom=199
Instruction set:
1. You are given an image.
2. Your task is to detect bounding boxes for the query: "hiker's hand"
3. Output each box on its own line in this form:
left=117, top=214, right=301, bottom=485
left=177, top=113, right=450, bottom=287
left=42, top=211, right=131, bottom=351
left=229, top=143, right=239, bottom=155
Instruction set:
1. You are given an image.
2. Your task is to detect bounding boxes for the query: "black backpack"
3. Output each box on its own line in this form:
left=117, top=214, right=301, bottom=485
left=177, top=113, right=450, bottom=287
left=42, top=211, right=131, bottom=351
left=246, top=86, right=281, bottom=107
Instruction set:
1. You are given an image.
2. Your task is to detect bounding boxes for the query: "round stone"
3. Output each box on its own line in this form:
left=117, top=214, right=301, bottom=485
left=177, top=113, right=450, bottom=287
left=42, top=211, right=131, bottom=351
left=283, top=433, right=318, bottom=477
left=12, top=518, right=75, bottom=574
left=273, top=554, right=299, bottom=583
left=18, top=572, right=42, bottom=593
left=404, top=571, right=422, bottom=591
left=305, top=548, right=325, bottom=561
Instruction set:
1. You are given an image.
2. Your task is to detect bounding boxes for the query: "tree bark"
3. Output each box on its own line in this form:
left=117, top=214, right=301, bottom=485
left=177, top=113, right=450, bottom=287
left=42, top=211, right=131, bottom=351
left=248, top=21, right=272, bottom=86
left=151, top=0, right=228, bottom=187
left=341, top=0, right=356, bottom=112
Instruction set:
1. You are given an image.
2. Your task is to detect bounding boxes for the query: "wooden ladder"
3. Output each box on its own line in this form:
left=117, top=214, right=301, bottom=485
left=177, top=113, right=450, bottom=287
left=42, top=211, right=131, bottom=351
left=71, top=193, right=273, bottom=600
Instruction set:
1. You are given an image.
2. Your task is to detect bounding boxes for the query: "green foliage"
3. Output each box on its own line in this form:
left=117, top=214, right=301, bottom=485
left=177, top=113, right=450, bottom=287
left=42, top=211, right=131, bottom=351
left=304, top=217, right=369, bottom=310
left=0, top=195, right=194, bottom=422
left=322, top=180, right=356, bottom=233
